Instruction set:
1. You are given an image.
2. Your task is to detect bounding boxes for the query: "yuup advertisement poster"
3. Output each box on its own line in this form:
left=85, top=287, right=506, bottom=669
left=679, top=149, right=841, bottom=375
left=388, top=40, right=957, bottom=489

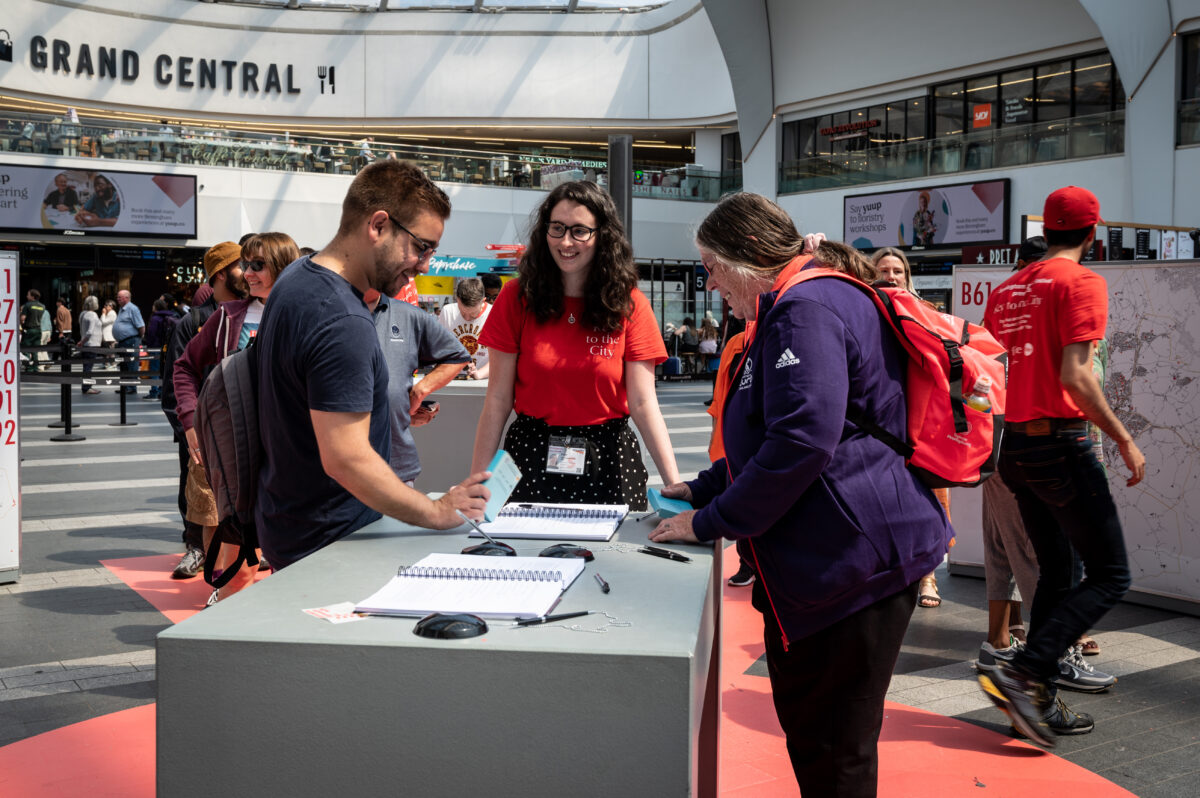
left=844, top=178, right=1009, bottom=250
left=0, top=163, right=197, bottom=238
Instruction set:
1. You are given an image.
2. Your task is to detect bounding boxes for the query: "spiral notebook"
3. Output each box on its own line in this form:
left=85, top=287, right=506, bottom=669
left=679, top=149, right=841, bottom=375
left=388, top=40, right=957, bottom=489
left=473, top=503, right=629, bottom=542
left=354, top=552, right=585, bottom=619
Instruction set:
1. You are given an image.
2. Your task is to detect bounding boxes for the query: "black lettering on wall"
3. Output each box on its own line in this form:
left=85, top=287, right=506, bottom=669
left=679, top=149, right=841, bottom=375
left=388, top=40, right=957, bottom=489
left=121, top=50, right=138, bottom=80
left=52, top=39, right=70, bottom=73
left=155, top=54, right=172, bottom=85
left=98, top=47, right=116, bottom=78
left=178, top=56, right=194, bottom=88
left=264, top=63, right=281, bottom=93
left=241, top=62, right=258, bottom=92
left=29, top=36, right=47, bottom=70
left=221, top=60, right=236, bottom=91
left=286, top=64, right=300, bottom=94
left=76, top=43, right=94, bottom=77
left=199, top=59, right=216, bottom=89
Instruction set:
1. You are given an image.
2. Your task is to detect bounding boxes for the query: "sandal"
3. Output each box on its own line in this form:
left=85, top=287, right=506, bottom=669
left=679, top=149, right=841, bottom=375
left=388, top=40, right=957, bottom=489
left=1078, top=635, right=1100, bottom=656
left=918, top=575, right=941, bottom=608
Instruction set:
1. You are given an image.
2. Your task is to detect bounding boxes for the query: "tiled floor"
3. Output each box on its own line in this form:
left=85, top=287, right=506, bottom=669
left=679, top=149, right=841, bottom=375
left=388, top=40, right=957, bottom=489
left=4, top=380, right=1199, bottom=796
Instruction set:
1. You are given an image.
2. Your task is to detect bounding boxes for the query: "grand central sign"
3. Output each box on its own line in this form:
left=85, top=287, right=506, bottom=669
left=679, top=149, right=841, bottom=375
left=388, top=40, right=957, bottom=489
left=28, top=35, right=305, bottom=95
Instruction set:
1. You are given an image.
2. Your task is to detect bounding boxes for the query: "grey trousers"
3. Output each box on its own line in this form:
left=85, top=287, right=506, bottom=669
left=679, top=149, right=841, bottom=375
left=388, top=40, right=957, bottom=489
left=981, top=473, right=1039, bottom=605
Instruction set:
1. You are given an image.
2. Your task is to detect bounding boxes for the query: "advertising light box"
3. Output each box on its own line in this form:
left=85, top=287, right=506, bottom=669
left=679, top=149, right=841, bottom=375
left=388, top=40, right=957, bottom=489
left=0, top=162, right=197, bottom=239
left=844, top=178, right=1009, bottom=250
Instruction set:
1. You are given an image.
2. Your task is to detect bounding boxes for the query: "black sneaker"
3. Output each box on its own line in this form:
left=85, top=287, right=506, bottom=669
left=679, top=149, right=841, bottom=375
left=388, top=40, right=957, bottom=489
left=978, top=661, right=1056, bottom=748
left=727, top=562, right=755, bottom=587
left=1012, top=696, right=1094, bottom=738
left=171, top=546, right=205, bottom=579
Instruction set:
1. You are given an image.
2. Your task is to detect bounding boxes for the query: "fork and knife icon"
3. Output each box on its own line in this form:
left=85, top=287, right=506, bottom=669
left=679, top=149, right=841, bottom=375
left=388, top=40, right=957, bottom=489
left=317, top=65, right=337, bottom=94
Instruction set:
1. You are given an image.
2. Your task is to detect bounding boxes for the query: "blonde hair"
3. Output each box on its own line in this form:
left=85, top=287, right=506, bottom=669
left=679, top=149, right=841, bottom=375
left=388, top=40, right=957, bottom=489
left=869, top=247, right=914, bottom=292
left=815, top=241, right=876, bottom=283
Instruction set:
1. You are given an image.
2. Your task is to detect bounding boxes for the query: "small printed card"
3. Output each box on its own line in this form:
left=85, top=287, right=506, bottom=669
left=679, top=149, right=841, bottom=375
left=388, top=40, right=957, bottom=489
left=483, top=449, right=522, bottom=522
left=302, top=602, right=368, bottom=624
left=647, top=487, right=693, bottom=518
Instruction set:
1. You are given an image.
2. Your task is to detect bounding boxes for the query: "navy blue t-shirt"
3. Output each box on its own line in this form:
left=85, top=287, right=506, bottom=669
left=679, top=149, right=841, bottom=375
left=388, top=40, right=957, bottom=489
left=255, top=257, right=390, bottom=569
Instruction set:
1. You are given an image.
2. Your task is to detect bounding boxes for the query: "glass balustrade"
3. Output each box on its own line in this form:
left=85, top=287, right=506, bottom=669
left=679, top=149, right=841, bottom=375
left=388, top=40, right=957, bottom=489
left=778, top=111, right=1125, bottom=194
left=0, top=111, right=728, bottom=201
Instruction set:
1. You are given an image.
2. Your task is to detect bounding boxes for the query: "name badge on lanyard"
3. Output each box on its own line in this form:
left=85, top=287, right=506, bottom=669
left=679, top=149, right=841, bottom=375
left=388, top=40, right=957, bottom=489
left=546, top=434, right=588, bottom=475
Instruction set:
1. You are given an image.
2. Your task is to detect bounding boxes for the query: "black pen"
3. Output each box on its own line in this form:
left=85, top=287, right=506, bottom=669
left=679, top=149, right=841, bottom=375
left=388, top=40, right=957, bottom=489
left=594, top=573, right=610, bottom=593
left=639, top=545, right=691, bottom=563
left=516, top=610, right=592, bottom=627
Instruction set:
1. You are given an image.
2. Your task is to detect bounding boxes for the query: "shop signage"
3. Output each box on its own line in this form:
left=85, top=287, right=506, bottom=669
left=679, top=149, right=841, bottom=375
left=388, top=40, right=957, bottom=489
left=819, top=119, right=880, bottom=137
left=27, top=35, right=302, bottom=95
left=972, top=103, right=992, bottom=129
left=961, top=244, right=1020, bottom=266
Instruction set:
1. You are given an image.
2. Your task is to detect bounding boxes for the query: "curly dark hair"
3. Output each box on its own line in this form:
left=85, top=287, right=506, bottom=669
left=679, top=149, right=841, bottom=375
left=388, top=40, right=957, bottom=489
left=518, top=181, right=635, bottom=333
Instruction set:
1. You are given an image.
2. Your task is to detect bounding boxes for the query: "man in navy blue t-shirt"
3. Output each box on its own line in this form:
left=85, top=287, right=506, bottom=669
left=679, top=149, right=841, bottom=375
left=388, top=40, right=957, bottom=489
left=255, top=161, right=489, bottom=569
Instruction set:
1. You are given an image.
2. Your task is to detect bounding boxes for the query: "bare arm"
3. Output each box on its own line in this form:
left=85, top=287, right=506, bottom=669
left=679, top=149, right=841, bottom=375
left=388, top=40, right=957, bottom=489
left=311, top=408, right=489, bottom=527
left=409, top=362, right=466, bottom=412
left=470, top=349, right=516, bottom=473
left=1060, top=340, right=1145, bottom=486
left=626, top=359, right=681, bottom=485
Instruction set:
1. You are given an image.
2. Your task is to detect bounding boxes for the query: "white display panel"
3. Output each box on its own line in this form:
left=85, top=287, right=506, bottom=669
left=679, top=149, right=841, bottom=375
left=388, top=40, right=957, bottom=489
left=950, top=262, right=1200, bottom=607
left=0, top=250, right=19, bottom=581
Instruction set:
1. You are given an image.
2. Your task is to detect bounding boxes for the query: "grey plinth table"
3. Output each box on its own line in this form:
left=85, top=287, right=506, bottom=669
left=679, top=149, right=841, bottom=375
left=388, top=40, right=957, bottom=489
left=157, top=514, right=721, bottom=798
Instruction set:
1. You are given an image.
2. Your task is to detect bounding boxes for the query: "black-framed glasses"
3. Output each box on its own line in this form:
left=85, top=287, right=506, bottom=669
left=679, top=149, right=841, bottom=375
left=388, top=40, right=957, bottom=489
left=243, top=258, right=268, bottom=272
left=387, top=214, right=437, bottom=260
left=546, top=221, right=598, bottom=242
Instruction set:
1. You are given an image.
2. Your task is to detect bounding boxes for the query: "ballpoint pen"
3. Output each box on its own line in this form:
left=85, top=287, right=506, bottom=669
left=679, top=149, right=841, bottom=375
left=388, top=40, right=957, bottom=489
left=638, top=545, right=691, bottom=563
left=515, top=610, right=592, bottom=627
left=594, top=572, right=610, bottom=593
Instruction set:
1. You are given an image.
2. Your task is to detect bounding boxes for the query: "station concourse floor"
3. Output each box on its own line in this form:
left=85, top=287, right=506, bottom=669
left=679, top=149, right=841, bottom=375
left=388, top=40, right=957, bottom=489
left=3, top=380, right=1199, bottom=797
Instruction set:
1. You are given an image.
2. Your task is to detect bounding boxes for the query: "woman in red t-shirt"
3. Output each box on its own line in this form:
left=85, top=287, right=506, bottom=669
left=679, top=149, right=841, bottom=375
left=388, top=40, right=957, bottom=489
left=472, top=181, right=680, bottom=509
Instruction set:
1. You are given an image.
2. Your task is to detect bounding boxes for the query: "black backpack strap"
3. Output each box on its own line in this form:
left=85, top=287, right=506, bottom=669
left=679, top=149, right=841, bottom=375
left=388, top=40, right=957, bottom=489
left=202, top=518, right=259, bottom=590
left=845, top=405, right=914, bottom=460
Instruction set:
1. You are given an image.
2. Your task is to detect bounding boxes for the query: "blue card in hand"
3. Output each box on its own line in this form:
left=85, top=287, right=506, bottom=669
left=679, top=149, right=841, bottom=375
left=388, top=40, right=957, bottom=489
left=483, top=450, right=522, bottom=522
left=647, top=487, right=692, bottom=518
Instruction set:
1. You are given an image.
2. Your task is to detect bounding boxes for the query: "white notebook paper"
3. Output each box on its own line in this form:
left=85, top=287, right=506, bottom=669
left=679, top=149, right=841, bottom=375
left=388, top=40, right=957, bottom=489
left=354, top=553, right=586, bottom=619
left=473, top=503, right=628, bottom=542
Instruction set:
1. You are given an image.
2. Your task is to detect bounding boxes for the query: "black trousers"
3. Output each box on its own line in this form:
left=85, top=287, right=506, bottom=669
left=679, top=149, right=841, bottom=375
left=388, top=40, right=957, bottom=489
left=176, top=436, right=203, bottom=550
left=763, top=581, right=919, bottom=798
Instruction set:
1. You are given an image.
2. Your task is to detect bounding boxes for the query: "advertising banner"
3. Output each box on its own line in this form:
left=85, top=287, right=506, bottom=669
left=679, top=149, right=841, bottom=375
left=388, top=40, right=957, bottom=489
left=844, top=179, right=1009, bottom=249
left=426, top=255, right=506, bottom=278
left=0, top=163, right=196, bottom=239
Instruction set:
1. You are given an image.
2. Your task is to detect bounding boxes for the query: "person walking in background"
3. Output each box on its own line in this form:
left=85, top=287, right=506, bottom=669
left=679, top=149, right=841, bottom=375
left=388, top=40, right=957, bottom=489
left=143, top=298, right=177, bottom=401
left=162, top=243, right=247, bottom=581
left=19, top=289, right=46, bottom=373
left=77, top=295, right=102, bottom=395
left=870, top=245, right=951, bottom=609
left=978, top=186, right=1144, bottom=747
left=53, top=298, right=72, bottom=344
left=437, top=277, right=492, bottom=380
left=651, top=193, right=952, bottom=797
left=99, top=298, right=117, bottom=349
left=110, top=289, right=145, bottom=395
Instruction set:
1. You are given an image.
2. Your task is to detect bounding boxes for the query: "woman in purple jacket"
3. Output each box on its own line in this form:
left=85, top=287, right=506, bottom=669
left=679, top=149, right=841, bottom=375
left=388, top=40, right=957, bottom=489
left=651, top=193, right=952, bottom=798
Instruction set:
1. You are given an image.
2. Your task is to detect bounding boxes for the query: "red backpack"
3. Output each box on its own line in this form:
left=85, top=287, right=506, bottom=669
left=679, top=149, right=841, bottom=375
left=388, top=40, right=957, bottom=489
left=776, top=267, right=1007, bottom=488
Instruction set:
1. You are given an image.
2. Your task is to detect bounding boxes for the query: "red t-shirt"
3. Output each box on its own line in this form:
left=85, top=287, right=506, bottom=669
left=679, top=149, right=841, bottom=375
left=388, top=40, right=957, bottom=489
left=982, top=256, right=1107, bottom=422
left=480, top=280, right=667, bottom=426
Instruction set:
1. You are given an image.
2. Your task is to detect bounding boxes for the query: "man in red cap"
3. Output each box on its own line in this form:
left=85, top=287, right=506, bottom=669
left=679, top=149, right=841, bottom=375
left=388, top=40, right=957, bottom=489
left=978, top=187, right=1145, bottom=747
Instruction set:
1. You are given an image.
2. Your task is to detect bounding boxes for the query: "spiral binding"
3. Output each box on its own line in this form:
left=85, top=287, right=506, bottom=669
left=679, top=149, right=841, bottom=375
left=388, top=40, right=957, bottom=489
left=395, top=565, right=563, bottom=582
left=496, top=505, right=623, bottom=521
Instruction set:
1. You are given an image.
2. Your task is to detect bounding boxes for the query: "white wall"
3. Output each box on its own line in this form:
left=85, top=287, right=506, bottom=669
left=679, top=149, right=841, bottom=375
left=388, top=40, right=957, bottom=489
left=5, top=0, right=733, bottom=126
left=767, top=0, right=1102, bottom=115
left=1175, top=147, right=1200, bottom=228
left=775, top=155, right=1130, bottom=245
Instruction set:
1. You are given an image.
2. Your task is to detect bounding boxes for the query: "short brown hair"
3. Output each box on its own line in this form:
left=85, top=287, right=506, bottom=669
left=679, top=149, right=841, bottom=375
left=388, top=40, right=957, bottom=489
left=814, top=241, right=875, bottom=283
left=242, top=232, right=301, bottom=282
left=337, top=160, right=450, bottom=236
left=455, top=277, right=485, bottom=306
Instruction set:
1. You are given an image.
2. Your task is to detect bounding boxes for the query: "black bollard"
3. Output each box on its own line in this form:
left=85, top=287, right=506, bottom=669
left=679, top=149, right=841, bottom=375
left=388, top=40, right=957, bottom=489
left=50, top=338, right=85, bottom=441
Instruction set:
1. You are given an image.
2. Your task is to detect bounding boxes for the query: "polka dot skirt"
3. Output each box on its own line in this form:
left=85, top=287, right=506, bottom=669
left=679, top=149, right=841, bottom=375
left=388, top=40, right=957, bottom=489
left=503, top=414, right=650, bottom=510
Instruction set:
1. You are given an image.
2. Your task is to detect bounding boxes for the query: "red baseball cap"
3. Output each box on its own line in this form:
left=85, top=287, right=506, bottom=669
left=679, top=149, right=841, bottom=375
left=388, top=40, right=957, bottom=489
left=1043, top=186, right=1103, bottom=230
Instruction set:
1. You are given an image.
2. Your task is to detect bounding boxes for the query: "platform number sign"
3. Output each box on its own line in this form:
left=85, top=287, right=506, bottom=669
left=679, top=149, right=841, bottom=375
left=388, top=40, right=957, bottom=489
left=0, top=250, right=19, bottom=580
left=952, top=267, right=1011, bottom=326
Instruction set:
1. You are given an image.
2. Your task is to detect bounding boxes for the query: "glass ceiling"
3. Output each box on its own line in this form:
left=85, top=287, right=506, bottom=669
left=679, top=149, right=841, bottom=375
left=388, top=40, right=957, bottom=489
left=203, top=0, right=667, bottom=11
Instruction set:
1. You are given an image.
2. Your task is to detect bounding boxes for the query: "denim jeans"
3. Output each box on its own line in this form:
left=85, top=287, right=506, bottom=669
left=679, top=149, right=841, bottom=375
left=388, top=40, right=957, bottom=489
left=1000, top=426, right=1131, bottom=683
left=117, top=335, right=141, bottom=390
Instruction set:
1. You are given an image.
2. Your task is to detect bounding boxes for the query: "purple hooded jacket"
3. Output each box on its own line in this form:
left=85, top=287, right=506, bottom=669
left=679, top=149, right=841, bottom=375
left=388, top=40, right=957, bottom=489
left=689, top=262, right=953, bottom=645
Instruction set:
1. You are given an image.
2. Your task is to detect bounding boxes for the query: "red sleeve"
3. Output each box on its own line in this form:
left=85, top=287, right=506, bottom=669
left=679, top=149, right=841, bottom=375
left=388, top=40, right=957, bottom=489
left=478, top=279, right=524, bottom=355
left=1058, top=268, right=1108, bottom=346
left=173, top=308, right=223, bottom=431
left=623, top=288, right=667, bottom=364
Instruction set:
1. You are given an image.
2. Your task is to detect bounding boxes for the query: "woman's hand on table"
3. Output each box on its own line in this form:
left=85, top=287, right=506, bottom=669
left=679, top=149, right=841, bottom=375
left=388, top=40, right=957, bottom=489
left=660, top=481, right=693, bottom=502
left=649, top=510, right=699, bottom=545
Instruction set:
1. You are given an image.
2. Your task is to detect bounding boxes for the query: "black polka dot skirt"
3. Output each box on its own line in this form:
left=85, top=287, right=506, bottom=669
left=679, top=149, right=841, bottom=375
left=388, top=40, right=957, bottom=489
left=503, top=414, right=649, bottom=510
